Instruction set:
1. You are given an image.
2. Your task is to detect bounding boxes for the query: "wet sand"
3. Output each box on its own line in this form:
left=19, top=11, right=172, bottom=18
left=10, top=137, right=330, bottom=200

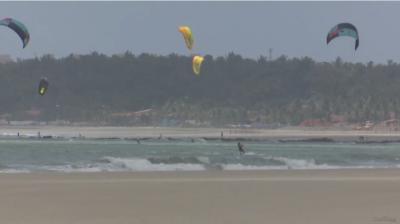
left=0, top=169, right=399, bottom=224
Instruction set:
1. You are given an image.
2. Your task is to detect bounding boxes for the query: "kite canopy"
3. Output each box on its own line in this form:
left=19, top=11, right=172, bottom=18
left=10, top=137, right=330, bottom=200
left=38, top=78, right=49, bottom=96
left=327, top=23, right=359, bottom=50
left=192, top=56, right=204, bottom=75
left=179, top=26, right=194, bottom=50
left=0, top=18, right=30, bottom=48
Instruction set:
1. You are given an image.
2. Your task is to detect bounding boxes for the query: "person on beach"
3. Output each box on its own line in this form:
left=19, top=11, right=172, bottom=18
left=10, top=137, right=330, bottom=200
left=237, top=142, right=245, bottom=155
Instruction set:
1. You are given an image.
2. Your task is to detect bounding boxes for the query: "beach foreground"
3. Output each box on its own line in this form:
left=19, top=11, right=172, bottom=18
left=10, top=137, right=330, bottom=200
left=0, top=170, right=399, bottom=224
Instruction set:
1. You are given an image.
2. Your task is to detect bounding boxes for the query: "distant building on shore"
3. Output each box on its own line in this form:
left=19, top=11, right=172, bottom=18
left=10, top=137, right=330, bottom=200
left=0, top=54, right=13, bottom=64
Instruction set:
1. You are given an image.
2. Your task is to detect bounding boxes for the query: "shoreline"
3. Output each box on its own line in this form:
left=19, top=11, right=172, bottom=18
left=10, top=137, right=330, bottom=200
left=1, top=125, right=400, bottom=143
left=4, top=167, right=400, bottom=176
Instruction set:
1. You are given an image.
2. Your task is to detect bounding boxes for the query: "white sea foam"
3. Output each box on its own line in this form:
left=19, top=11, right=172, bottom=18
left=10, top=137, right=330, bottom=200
left=222, top=164, right=287, bottom=170
left=2, top=132, right=17, bottom=136
left=223, top=157, right=342, bottom=171
left=273, top=157, right=342, bottom=169
left=196, top=156, right=210, bottom=164
left=99, top=157, right=206, bottom=171
left=243, top=152, right=257, bottom=156
left=0, top=168, right=31, bottom=173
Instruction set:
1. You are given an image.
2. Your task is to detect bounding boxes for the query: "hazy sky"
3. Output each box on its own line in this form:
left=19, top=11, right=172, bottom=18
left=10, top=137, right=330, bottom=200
left=0, top=2, right=398, bottom=63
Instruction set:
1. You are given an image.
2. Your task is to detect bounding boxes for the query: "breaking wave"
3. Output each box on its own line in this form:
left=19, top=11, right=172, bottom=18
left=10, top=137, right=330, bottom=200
left=0, top=156, right=369, bottom=173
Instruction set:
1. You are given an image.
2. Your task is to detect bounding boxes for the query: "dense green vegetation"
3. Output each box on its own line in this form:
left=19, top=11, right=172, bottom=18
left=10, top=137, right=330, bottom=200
left=0, top=52, right=399, bottom=126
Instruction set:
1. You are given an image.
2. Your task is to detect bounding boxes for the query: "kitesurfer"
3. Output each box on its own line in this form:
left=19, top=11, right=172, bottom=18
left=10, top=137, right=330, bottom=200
left=237, top=142, right=245, bottom=155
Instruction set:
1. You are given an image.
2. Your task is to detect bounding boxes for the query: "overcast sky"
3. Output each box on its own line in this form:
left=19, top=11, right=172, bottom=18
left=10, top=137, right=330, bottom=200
left=0, top=1, right=398, bottom=63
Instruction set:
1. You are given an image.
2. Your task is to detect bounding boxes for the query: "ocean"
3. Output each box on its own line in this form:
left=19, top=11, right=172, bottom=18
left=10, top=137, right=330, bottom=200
left=0, top=137, right=400, bottom=173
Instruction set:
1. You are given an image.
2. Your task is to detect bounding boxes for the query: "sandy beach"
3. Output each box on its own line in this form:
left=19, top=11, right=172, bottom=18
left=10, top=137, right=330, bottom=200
left=0, top=169, right=399, bottom=224
left=2, top=125, right=400, bottom=142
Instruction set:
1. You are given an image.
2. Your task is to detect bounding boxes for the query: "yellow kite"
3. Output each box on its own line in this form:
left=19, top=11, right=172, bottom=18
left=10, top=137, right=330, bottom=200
left=192, top=56, right=204, bottom=75
left=179, top=26, right=194, bottom=50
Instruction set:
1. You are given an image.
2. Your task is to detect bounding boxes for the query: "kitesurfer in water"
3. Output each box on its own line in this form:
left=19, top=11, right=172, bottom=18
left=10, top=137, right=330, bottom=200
left=237, top=142, right=245, bottom=155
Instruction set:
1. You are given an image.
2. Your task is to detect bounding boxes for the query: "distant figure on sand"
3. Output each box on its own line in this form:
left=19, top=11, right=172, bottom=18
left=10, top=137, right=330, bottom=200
left=221, top=131, right=224, bottom=139
left=237, top=142, right=245, bottom=155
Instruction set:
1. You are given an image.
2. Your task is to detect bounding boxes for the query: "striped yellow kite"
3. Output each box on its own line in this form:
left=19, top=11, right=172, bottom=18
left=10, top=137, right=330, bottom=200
left=192, top=56, right=204, bottom=75
left=179, top=26, right=194, bottom=50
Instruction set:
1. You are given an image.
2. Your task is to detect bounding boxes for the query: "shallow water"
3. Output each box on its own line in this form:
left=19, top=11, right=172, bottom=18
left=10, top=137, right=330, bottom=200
left=0, top=138, right=399, bottom=173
